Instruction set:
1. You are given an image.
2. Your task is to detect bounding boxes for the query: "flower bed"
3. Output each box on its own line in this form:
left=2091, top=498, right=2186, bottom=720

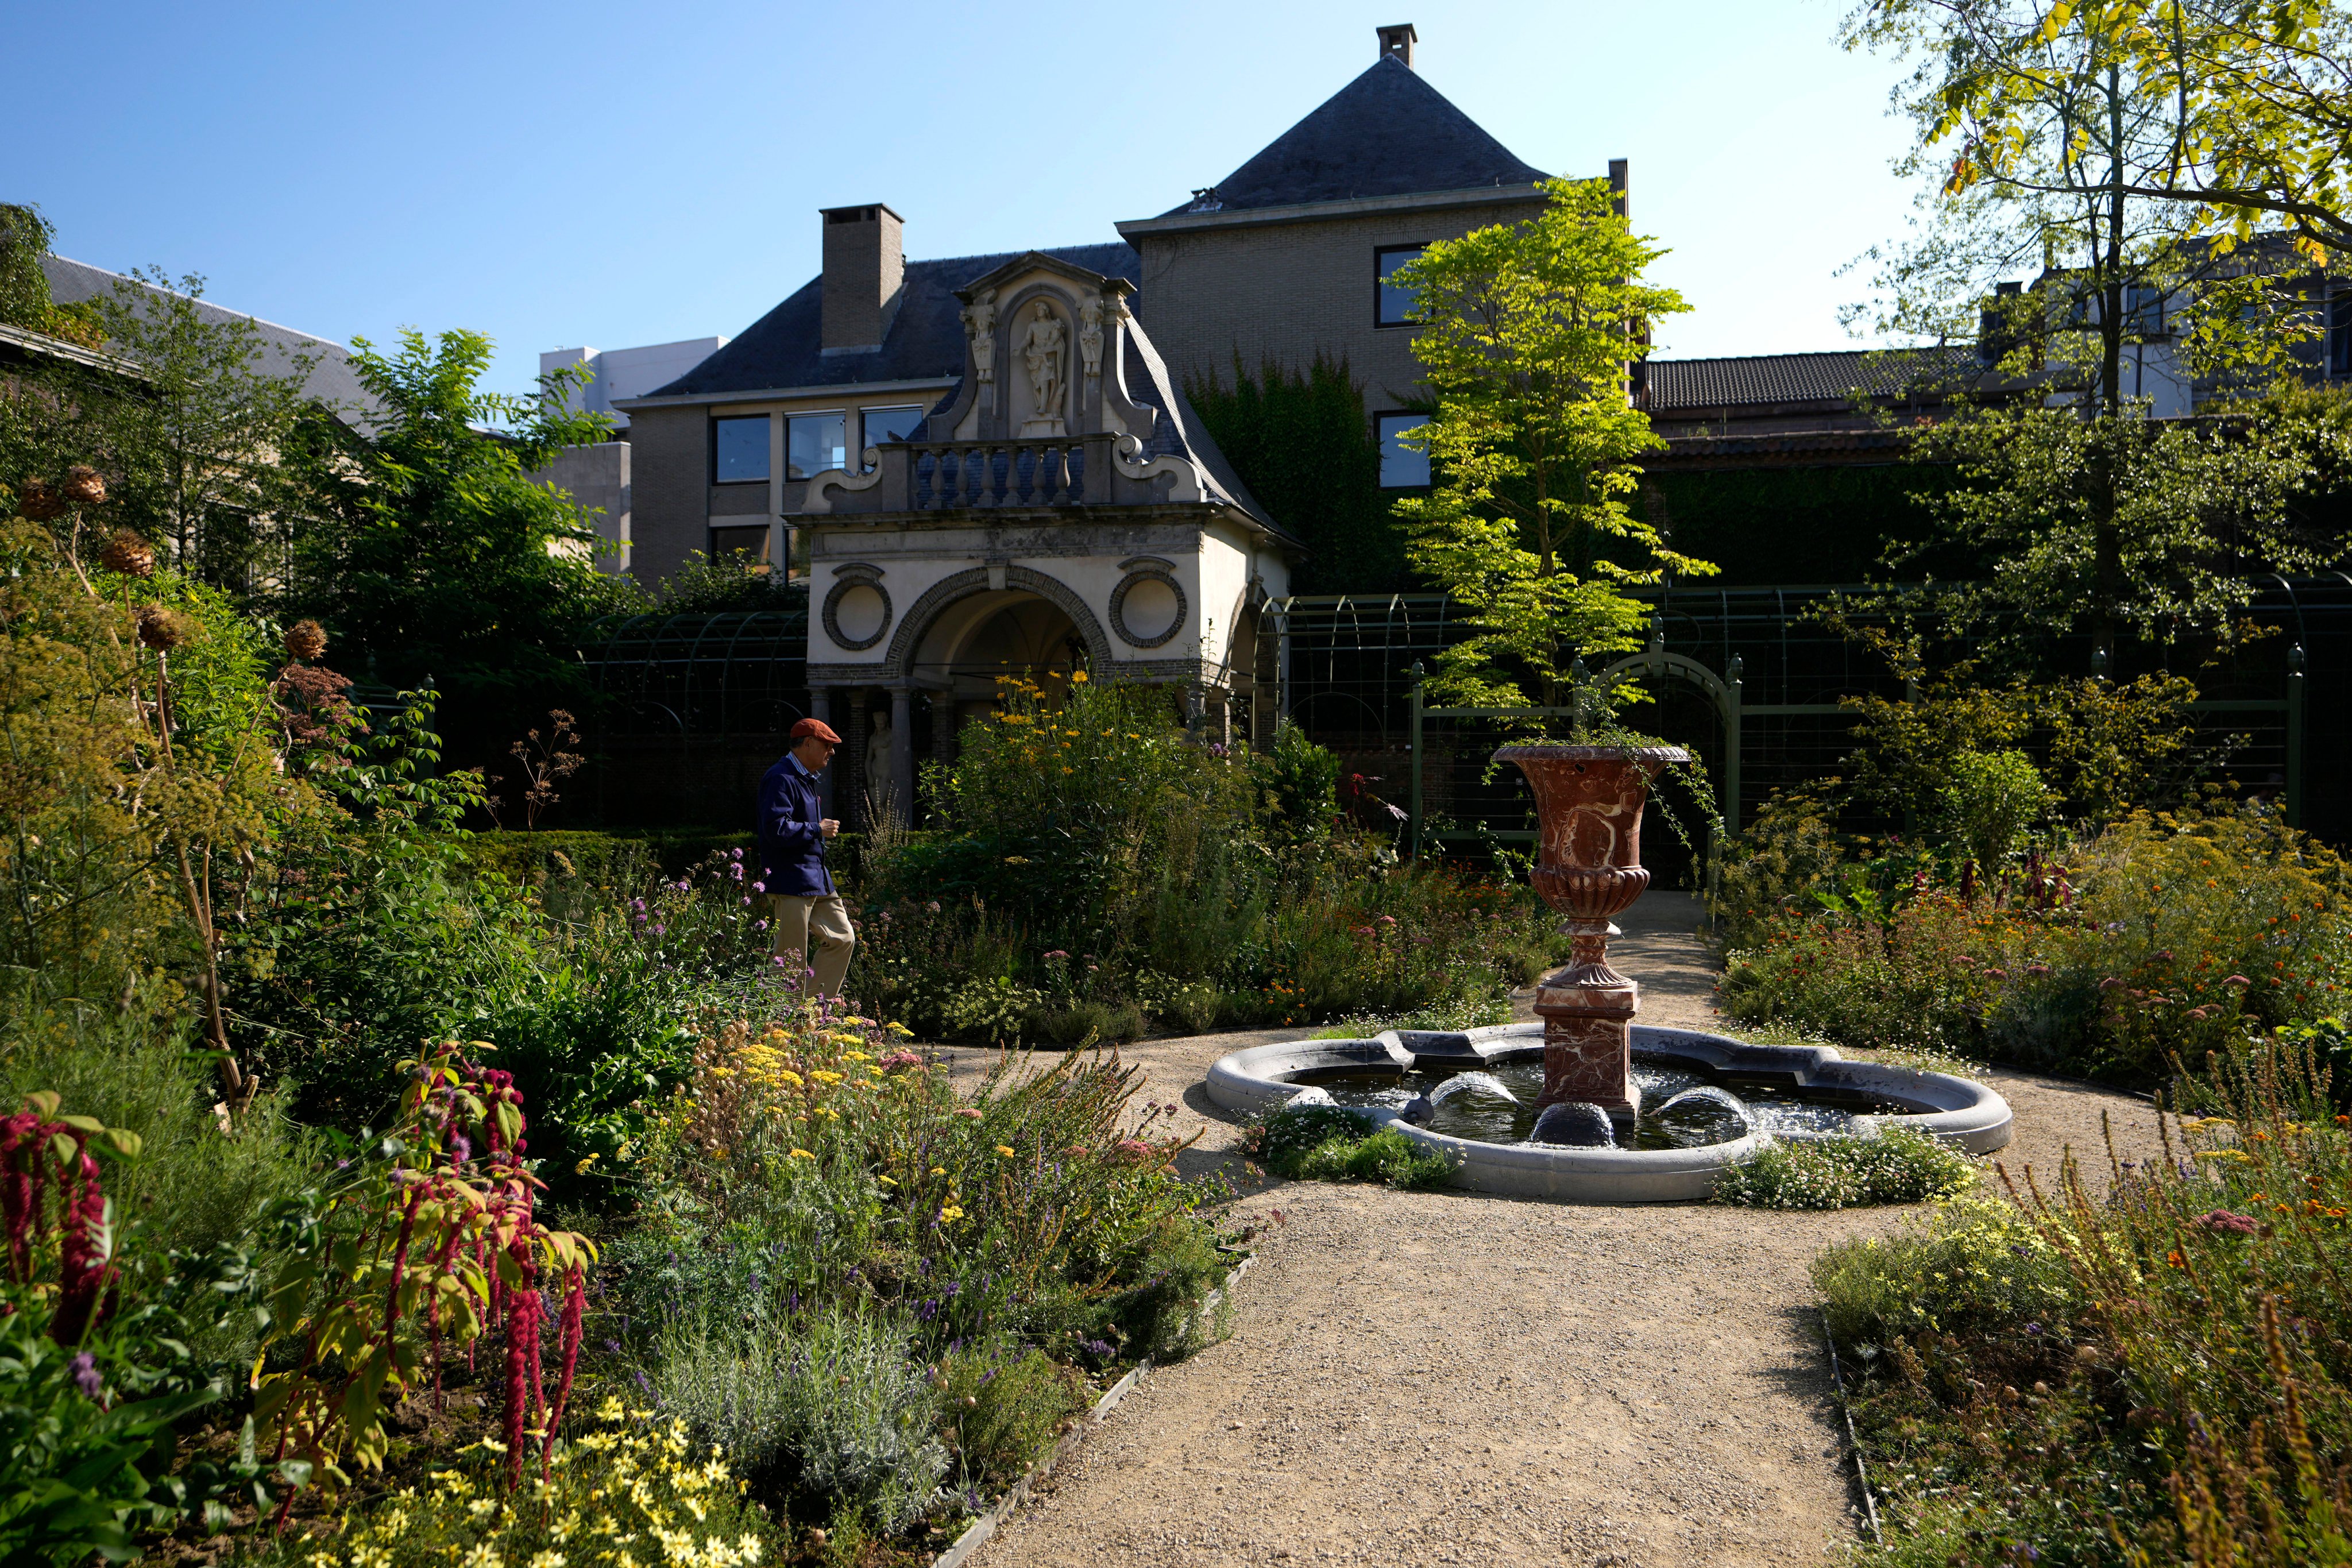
left=592, top=993, right=1237, bottom=1554
left=1718, top=807, right=2351, bottom=1086
left=1813, top=1037, right=2352, bottom=1564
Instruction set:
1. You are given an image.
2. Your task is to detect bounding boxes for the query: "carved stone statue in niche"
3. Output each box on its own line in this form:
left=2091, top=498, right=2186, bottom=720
left=1079, top=294, right=1105, bottom=381
left=960, top=289, right=997, bottom=387
left=1019, top=302, right=1067, bottom=435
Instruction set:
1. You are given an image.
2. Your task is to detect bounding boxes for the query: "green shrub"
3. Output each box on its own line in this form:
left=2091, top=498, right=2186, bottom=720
left=1813, top=1192, right=2072, bottom=1347
left=1245, top=1106, right=1459, bottom=1189
left=642, top=1303, right=945, bottom=1533
left=1937, top=748, right=2056, bottom=870
left=1711, top=1126, right=1979, bottom=1210
left=936, top=1341, right=1091, bottom=1487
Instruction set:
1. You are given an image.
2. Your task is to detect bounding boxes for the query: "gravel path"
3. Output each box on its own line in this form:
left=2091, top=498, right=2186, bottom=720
left=941, top=894, right=2162, bottom=1568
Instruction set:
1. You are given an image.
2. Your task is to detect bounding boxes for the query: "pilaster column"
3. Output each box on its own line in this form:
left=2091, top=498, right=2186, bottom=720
left=845, top=689, right=871, bottom=828
left=890, top=687, right=916, bottom=826
left=810, top=689, right=835, bottom=818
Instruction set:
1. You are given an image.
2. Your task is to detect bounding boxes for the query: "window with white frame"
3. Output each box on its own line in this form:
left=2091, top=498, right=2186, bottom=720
left=1376, top=412, right=1431, bottom=488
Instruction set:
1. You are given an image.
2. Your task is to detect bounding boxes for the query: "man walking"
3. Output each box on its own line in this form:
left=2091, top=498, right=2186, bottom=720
left=758, top=717, right=854, bottom=996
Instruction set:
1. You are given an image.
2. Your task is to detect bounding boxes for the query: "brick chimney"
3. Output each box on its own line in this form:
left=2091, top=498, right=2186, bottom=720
left=1376, top=23, right=1416, bottom=67
left=820, top=203, right=904, bottom=355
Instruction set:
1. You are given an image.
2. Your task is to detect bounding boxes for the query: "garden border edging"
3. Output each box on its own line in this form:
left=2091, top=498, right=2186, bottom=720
left=929, top=1256, right=1254, bottom=1568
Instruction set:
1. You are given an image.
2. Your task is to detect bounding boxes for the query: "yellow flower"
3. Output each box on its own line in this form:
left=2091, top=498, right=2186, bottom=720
left=930, top=1166, right=946, bottom=1176
left=776, top=1070, right=804, bottom=1087
left=843, top=1050, right=872, bottom=1062
left=788, top=1148, right=816, bottom=1160
left=877, top=1174, right=897, bottom=1186
left=811, top=1070, right=844, bottom=1085
left=939, top=1205, right=965, bottom=1222
left=996, top=1145, right=1016, bottom=1157
left=1072, top=670, right=1089, bottom=682
left=886, top=1021, right=914, bottom=1037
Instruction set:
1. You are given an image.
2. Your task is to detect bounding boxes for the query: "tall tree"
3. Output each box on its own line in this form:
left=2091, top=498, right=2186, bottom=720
left=1843, top=0, right=2348, bottom=667
left=1891, top=1, right=2352, bottom=262
left=1390, top=177, right=1706, bottom=712
left=0, top=244, right=315, bottom=591
left=289, top=329, right=633, bottom=753
left=81, top=269, right=318, bottom=589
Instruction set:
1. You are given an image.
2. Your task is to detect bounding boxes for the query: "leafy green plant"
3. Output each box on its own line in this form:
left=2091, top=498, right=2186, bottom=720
left=249, top=1042, right=596, bottom=1500
left=1937, top=748, right=2054, bottom=871
left=936, top=1339, right=1091, bottom=1488
left=1243, top=1106, right=1459, bottom=1190
left=1711, top=1126, right=1978, bottom=1210
left=1814, top=1193, right=2071, bottom=1347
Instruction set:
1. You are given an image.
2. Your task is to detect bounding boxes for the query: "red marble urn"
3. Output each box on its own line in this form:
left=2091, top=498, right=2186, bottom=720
left=1493, top=743, right=1690, bottom=1121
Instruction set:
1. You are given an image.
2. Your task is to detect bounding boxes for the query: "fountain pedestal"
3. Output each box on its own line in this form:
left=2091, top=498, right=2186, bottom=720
left=1494, top=744, right=1690, bottom=1124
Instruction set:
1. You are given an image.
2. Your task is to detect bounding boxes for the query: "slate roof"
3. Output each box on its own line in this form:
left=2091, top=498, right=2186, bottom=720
left=1167, top=54, right=1550, bottom=214
left=40, top=256, right=380, bottom=417
left=1640, top=349, right=1976, bottom=412
left=648, top=242, right=1140, bottom=399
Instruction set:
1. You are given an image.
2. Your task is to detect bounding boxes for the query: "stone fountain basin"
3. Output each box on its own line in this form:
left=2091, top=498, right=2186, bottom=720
left=1206, top=1022, right=2014, bottom=1205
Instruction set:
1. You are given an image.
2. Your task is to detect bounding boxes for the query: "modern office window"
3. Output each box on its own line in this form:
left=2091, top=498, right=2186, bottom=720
left=859, top=405, right=926, bottom=469
left=2123, top=284, right=2166, bottom=337
left=1376, top=245, right=1428, bottom=326
left=2332, top=289, right=2352, bottom=377
left=708, top=525, right=771, bottom=563
left=1376, top=412, right=1431, bottom=488
left=712, top=415, right=770, bottom=484
left=786, top=412, right=848, bottom=479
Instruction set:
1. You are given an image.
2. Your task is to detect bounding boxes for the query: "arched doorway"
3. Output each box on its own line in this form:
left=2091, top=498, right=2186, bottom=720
left=911, top=588, right=1088, bottom=732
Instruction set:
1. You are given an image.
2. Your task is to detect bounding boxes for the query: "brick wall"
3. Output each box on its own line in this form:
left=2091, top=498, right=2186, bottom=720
left=1135, top=196, right=1544, bottom=408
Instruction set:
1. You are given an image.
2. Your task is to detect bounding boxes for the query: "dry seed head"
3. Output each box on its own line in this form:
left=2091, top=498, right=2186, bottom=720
left=283, top=618, right=327, bottom=661
left=63, top=465, right=106, bottom=505
left=16, top=478, right=63, bottom=522
left=99, top=529, right=155, bottom=579
left=135, top=603, right=191, bottom=651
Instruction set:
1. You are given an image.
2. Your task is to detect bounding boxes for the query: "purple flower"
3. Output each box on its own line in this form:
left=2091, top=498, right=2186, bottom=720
left=68, top=1353, right=100, bottom=1398
left=741, top=897, right=753, bottom=907
left=651, top=924, right=666, bottom=935
left=752, top=881, right=766, bottom=893
left=755, top=920, right=768, bottom=932
left=731, top=848, right=743, bottom=860
left=730, top=864, right=744, bottom=881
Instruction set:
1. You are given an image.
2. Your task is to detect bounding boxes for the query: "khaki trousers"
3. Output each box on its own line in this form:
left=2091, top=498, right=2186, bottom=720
left=771, top=893, right=855, bottom=997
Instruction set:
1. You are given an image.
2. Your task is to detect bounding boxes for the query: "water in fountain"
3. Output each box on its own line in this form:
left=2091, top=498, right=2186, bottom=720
left=1427, top=1071, right=1519, bottom=1107
left=1294, top=1059, right=1929, bottom=1151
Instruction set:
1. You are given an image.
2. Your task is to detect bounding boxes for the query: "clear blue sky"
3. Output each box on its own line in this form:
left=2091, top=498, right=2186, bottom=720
left=4, top=0, right=1924, bottom=395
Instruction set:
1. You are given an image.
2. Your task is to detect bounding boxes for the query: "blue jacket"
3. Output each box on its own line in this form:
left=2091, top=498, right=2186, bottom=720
left=756, top=752, right=834, bottom=897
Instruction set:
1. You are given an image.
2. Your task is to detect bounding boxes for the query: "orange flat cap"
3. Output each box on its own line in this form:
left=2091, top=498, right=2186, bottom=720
left=790, top=717, right=843, bottom=743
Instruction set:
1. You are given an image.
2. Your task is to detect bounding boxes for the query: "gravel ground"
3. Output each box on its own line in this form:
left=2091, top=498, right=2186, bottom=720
left=938, top=894, right=2164, bottom=1568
